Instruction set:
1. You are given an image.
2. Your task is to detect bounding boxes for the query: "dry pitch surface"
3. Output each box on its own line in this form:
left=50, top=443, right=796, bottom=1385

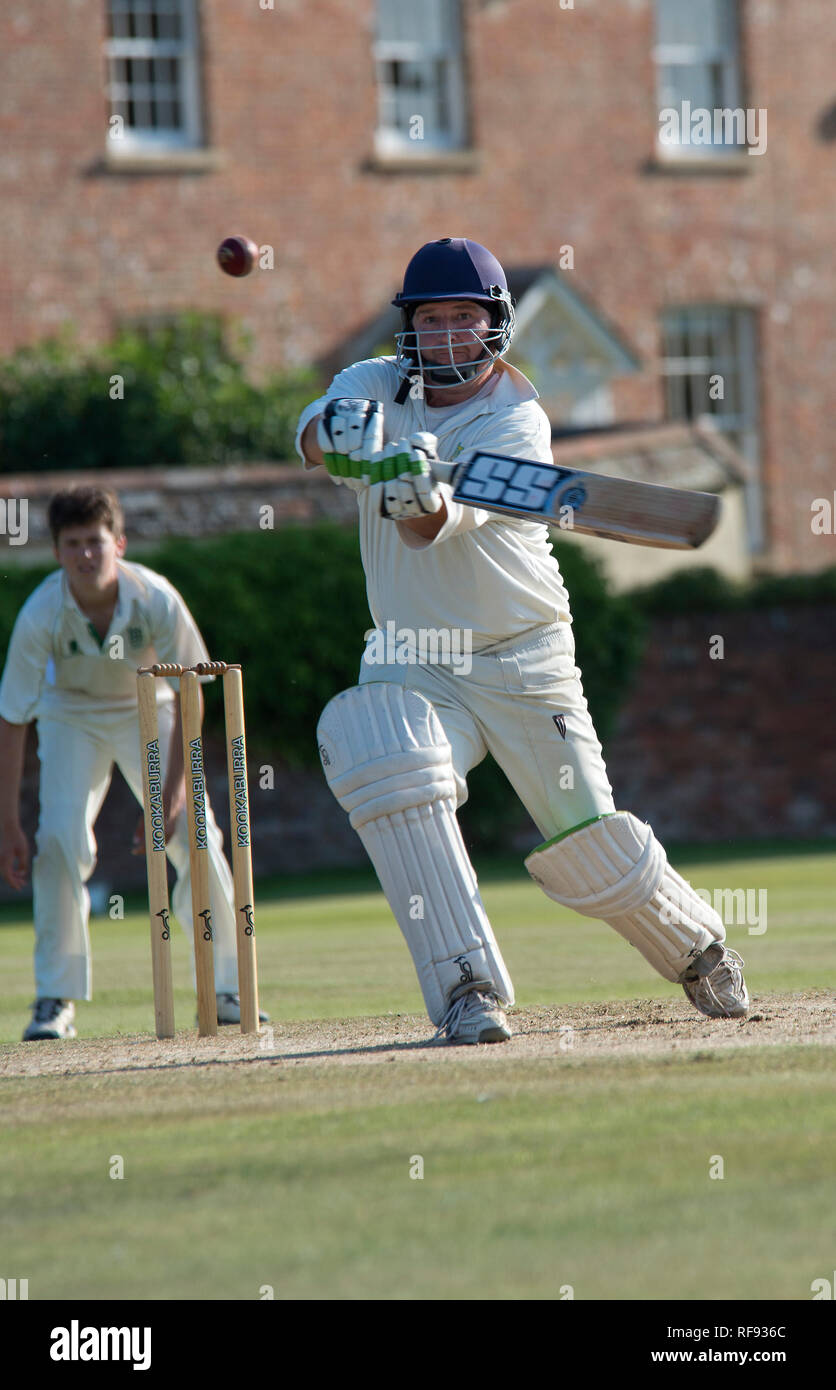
left=2, top=990, right=831, bottom=1079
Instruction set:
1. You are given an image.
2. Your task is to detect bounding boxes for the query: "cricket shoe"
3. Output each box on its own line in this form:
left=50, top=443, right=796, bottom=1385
left=681, top=944, right=749, bottom=1019
left=434, top=988, right=512, bottom=1045
left=215, top=993, right=271, bottom=1026
left=22, top=998, right=77, bottom=1041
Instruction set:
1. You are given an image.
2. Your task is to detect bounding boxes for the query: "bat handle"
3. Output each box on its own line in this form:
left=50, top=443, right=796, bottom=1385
left=431, top=460, right=457, bottom=486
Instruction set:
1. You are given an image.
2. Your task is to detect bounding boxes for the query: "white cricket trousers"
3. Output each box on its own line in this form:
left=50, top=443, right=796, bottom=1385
left=32, top=700, right=239, bottom=1001
left=358, top=620, right=616, bottom=837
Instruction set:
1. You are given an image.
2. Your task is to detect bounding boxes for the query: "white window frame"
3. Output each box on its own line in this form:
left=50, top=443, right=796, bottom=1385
left=660, top=305, right=763, bottom=548
left=373, top=0, right=467, bottom=155
left=105, top=0, right=202, bottom=154
left=653, top=0, right=744, bottom=157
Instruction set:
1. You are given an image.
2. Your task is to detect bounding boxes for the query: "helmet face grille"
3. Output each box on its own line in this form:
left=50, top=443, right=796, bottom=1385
left=394, top=293, right=516, bottom=390
left=394, top=317, right=514, bottom=388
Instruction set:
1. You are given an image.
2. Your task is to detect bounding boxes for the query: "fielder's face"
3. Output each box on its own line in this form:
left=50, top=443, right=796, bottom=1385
left=54, top=522, right=126, bottom=600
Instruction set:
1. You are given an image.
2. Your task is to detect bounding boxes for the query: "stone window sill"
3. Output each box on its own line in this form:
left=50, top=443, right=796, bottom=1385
left=97, top=147, right=225, bottom=174
left=646, top=149, right=758, bottom=175
left=364, top=149, right=481, bottom=175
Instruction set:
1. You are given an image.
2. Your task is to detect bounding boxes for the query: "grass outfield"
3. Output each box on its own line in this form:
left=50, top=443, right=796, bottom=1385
left=0, top=843, right=834, bottom=1301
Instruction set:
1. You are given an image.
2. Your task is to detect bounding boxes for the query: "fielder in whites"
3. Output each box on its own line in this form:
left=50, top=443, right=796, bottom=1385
left=0, top=486, right=267, bottom=1039
left=299, top=237, right=749, bottom=1044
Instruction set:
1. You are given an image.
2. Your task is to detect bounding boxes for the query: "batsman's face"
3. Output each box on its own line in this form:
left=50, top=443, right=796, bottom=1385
left=412, top=300, right=492, bottom=363
left=55, top=523, right=126, bottom=593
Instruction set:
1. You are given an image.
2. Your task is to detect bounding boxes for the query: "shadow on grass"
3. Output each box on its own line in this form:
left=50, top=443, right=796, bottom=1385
left=4, top=1035, right=441, bottom=1077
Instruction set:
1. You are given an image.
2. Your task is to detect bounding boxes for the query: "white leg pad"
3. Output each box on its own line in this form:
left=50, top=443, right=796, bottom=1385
left=317, top=684, right=514, bottom=1023
left=525, top=811, right=725, bottom=983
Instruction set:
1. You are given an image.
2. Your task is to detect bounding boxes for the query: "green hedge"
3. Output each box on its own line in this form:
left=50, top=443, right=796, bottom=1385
left=0, top=314, right=319, bottom=470
left=630, top=563, right=836, bottom=615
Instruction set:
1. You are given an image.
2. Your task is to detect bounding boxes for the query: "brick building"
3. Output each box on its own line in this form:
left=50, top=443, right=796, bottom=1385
left=1, top=0, right=833, bottom=573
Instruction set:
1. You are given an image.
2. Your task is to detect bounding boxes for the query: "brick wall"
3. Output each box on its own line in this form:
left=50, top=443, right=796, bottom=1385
left=605, top=605, right=836, bottom=842
left=1, top=1, right=834, bottom=574
left=0, top=463, right=355, bottom=562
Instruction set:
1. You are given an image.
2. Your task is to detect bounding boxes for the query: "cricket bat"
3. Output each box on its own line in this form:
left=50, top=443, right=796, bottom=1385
left=432, top=451, right=720, bottom=549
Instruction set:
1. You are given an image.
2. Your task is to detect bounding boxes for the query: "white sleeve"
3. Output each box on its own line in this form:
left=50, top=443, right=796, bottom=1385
left=0, top=608, right=52, bottom=724
left=294, top=360, right=394, bottom=468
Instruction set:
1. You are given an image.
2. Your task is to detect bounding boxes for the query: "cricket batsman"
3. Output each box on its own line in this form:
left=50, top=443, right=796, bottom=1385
left=299, top=237, right=749, bottom=1043
left=0, top=485, right=267, bottom=1039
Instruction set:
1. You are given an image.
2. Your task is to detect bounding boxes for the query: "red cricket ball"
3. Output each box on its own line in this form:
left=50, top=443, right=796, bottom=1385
left=216, top=235, right=259, bottom=277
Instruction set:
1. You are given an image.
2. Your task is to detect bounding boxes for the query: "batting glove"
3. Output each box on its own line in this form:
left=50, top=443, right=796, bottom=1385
left=369, top=433, right=444, bottom=519
left=317, top=398, right=384, bottom=491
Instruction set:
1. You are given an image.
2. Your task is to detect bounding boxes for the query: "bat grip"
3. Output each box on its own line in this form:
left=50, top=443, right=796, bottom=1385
left=431, top=460, right=457, bottom=486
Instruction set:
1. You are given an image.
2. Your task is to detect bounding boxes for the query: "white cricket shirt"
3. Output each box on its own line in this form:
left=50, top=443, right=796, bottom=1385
left=295, top=356, right=572, bottom=650
left=0, top=560, right=210, bottom=723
